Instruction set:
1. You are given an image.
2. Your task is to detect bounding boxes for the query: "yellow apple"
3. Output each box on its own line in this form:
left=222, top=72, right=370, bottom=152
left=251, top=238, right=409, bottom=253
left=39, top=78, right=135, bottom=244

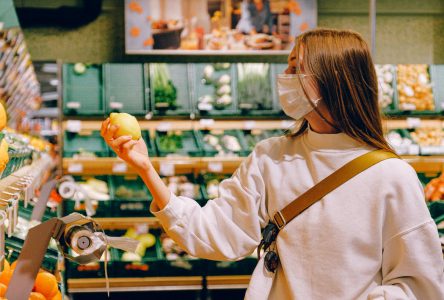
left=109, top=113, right=141, bottom=141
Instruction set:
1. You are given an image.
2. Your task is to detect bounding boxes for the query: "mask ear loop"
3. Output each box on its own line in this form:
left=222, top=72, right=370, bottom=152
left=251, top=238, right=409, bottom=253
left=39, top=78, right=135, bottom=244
left=299, top=75, right=341, bottom=131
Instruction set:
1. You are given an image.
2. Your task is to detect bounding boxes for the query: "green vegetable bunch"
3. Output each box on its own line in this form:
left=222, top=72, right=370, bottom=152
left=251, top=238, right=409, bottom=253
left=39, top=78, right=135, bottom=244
left=152, top=63, right=178, bottom=109
left=237, top=63, right=272, bottom=110
left=158, top=132, right=183, bottom=152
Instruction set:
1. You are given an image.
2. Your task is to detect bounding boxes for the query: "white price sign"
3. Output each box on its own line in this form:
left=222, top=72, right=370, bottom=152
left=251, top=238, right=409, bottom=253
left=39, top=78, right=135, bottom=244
left=66, top=120, right=82, bottom=133
left=112, top=163, right=128, bottom=173
left=159, top=163, right=175, bottom=176
left=243, top=121, right=256, bottom=130
left=208, top=162, right=223, bottom=173
left=199, top=119, right=215, bottom=128
left=157, top=122, right=172, bottom=132
left=68, top=163, right=83, bottom=173
left=66, top=102, right=81, bottom=109
left=406, top=118, right=421, bottom=128
left=110, top=102, right=124, bottom=109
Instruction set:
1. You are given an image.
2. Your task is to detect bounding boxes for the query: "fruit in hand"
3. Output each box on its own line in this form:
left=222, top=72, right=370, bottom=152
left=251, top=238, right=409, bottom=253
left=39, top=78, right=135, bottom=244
left=109, top=113, right=141, bottom=140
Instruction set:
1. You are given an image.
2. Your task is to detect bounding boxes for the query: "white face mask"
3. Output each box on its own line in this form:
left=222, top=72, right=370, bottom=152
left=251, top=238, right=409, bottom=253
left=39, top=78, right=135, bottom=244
left=277, top=74, right=321, bottom=120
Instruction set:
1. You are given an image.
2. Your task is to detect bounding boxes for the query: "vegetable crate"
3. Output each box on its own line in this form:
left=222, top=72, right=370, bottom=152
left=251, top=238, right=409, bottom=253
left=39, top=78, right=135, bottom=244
left=193, top=63, right=239, bottom=117
left=199, top=173, right=232, bottom=201
left=149, top=63, right=193, bottom=117
left=161, top=174, right=205, bottom=205
left=197, top=129, right=249, bottom=157
left=62, top=175, right=113, bottom=218
left=65, top=249, right=112, bottom=278
left=374, top=64, right=398, bottom=114
left=62, top=64, right=105, bottom=116
left=111, top=230, right=164, bottom=278
left=391, top=64, right=440, bottom=116
left=386, top=129, right=420, bottom=156
left=63, top=130, right=110, bottom=158
left=110, top=175, right=153, bottom=217
left=236, top=63, right=281, bottom=117
left=103, top=63, right=149, bottom=116
left=427, top=201, right=444, bottom=234
left=243, top=129, right=273, bottom=154
left=154, top=130, right=203, bottom=157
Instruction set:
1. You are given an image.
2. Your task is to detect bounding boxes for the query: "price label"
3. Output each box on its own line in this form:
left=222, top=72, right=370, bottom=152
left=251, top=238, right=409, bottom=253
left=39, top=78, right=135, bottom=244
left=110, top=102, right=123, bottom=109
left=68, top=163, right=83, bottom=173
left=145, top=112, right=153, bottom=120
left=66, top=102, right=81, bottom=109
left=406, top=117, right=421, bottom=128
left=208, top=162, right=223, bottom=173
left=199, top=119, right=215, bottom=128
left=243, top=121, right=256, bottom=130
left=66, top=120, right=82, bottom=133
left=281, top=120, right=294, bottom=129
left=112, top=163, right=128, bottom=173
left=135, top=224, right=149, bottom=234
left=400, top=103, right=416, bottom=111
left=159, top=163, right=175, bottom=176
left=157, top=122, right=172, bottom=132
left=408, top=144, right=420, bottom=155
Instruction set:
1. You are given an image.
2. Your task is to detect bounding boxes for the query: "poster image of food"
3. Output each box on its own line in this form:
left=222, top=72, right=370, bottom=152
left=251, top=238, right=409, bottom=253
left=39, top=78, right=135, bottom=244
left=125, top=0, right=317, bottom=54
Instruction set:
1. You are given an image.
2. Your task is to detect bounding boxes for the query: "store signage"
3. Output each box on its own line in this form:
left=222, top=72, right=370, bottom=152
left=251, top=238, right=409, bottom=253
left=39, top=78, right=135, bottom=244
left=124, top=0, right=317, bottom=55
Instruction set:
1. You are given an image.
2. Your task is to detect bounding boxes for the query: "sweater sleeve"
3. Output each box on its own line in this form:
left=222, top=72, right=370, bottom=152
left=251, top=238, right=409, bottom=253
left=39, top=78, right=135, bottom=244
left=368, top=161, right=444, bottom=299
left=150, top=145, right=268, bottom=261
left=367, top=221, right=444, bottom=300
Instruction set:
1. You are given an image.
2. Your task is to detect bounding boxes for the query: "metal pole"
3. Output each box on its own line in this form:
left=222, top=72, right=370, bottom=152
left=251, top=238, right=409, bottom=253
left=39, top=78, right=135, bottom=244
left=369, top=0, right=376, bottom=57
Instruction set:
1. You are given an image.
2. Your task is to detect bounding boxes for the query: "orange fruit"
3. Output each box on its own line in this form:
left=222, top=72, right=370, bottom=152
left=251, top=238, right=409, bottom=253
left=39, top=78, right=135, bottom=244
left=29, top=292, right=46, bottom=300
left=51, top=291, right=62, bottom=300
left=34, top=272, right=58, bottom=298
left=0, top=269, right=13, bottom=286
left=10, top=260, right=17, bottom=270
left=0, top=283, right=6, bottom=297
left=1, top=261, right=10, bottom=273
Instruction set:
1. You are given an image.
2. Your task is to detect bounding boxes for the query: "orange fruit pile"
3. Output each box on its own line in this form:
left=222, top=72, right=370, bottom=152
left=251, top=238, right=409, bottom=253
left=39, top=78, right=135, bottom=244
left=0, top=260, right=63, bottom=300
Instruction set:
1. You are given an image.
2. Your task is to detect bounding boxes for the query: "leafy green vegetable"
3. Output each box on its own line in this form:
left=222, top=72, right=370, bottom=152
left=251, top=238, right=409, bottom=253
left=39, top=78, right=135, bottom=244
left=158, top=132, right=183, bottom=152
left=152, top=63, right=178, bottom=109
left=237, top=63, right=272, bottom=110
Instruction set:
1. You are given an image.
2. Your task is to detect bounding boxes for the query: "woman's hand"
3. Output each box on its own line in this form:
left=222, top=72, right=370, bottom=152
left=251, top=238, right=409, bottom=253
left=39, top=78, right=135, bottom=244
left=101, top=118, right=150, bottom=171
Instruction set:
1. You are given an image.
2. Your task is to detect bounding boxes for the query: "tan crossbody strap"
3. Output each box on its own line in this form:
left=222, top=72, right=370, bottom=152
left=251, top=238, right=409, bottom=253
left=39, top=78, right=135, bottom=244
left=273, top=149, right=400, bottom=229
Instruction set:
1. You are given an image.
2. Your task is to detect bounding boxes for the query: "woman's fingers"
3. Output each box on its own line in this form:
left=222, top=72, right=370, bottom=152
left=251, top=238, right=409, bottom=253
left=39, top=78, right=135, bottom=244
left=121, top=140, right=138, bottom=152
left=110, top=136, right=132, bottom=150
left=100, top=118, right=110, bottom=137
left=105, top=125, right=119, bottom=141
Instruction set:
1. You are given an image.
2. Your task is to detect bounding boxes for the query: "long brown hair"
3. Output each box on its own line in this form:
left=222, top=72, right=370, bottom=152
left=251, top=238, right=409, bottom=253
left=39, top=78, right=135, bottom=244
left=290, top=28, right=394, bottom=153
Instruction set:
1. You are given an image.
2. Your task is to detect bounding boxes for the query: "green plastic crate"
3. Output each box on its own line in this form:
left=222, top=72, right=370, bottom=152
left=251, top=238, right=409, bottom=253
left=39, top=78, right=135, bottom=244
left=199, top=173, right=231, bottom=201
left=197, top=129, right=249, bottom=157
left=162, top=174, right=205, bottom=204
left=243, top=129, right=270, bottom=154
left=104, top=63, right=149, bottom=116
left=63, top=131, right=109, bottom=158
left=62, top=175, right=112, bottom=217
left=428, top=201, right=444, bottom=226
left=149, top=63, right=193, bottom=117
left=193, top=63, right=239, bottom=117
left=430, top=65, right=444, bottom=113
left=111, top=175, right=153, bottom=217
left=112, top=231, right=163, bottom=278
left=237, top=63, right=280, bottom=117
left=155, top=130, right=203, bottom=157
left=63, top=64, right=105, bottom=116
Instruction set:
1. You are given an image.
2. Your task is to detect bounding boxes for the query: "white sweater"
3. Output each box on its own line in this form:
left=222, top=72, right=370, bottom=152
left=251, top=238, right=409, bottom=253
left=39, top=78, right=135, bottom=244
left=151, top=127, right=444, bottom=299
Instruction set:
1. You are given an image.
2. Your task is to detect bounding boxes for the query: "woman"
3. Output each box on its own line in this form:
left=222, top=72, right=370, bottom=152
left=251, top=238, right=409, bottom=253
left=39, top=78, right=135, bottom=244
left=101, top=29, right=444, bottom=299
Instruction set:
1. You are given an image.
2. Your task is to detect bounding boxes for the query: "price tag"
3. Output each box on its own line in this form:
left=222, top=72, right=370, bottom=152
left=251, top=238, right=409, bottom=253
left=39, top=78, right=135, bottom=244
left=408, top=144, right=420, bottom=155
left=157, top=122, right=172, bottom=132
left=66, top=102, right=81, bottom=109
left=208, top=162, right=223, bottom=173
left=281, top=120, right=295, bottom=129
left=135, top=224, right=149, bottom=234
left=110, top=102, right=123, bottom=109
left=159, top=163, right=175, bottom=176
left=112, top=163, right=128, bottom=173
left=66, top=120, right=82, bottom=133
left=406, top=117, right=421, bottom=128
left=145, top=112, right=153, bottom=120
left=400, top=103, right=416, bottom=111
left=243, top=121, right=256, bottom=130
left=199, top=119, right=215, bottom=128
left=68, top=163, right=83, bottom=173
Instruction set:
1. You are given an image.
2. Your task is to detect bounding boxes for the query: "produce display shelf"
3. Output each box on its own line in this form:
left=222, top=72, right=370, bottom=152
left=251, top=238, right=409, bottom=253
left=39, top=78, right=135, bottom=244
left=206, top=275, right=251, bottom=290
left=67, top=276, right=203, bottom=293
left=63, top=156, right=444, bottom=175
